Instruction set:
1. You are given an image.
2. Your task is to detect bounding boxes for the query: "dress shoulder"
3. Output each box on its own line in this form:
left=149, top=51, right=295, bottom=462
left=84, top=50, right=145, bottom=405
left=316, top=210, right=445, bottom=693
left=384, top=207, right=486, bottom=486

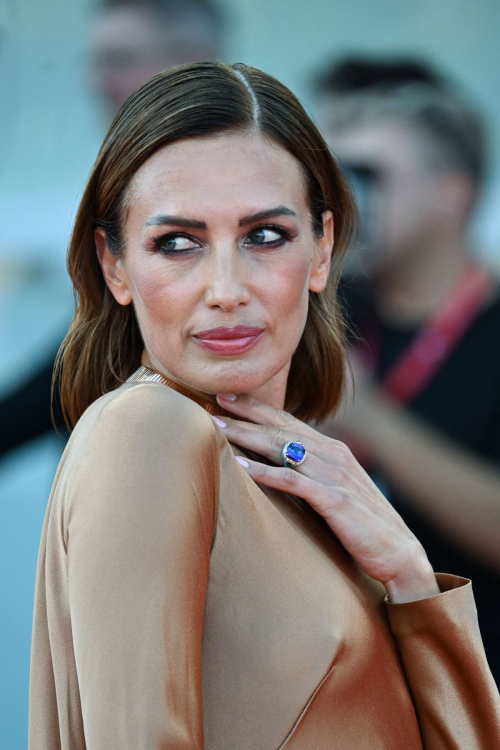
left=55, top=381, right=222, bottom=538
left=74, top=380, right=217, bottom=449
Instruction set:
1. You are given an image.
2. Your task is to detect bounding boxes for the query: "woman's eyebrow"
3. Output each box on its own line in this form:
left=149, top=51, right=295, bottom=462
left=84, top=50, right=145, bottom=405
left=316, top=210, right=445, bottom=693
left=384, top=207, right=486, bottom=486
left=144, top=215, right=207, bottom=229
left=239, top=206, right=297, bottom=226
left=144, top=206, right=297, bottom=230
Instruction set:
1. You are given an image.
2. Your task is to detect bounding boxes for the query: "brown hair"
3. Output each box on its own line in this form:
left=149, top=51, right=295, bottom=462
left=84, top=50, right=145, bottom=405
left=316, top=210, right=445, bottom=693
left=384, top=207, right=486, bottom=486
left=57, top=61, right=356, bottom=428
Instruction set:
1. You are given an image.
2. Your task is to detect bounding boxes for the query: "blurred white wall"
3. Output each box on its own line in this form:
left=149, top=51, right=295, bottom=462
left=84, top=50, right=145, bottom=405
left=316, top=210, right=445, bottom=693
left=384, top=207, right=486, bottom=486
left=0, top=0, right=102, bottom=270
left=1, top=0, right=500, bottom=271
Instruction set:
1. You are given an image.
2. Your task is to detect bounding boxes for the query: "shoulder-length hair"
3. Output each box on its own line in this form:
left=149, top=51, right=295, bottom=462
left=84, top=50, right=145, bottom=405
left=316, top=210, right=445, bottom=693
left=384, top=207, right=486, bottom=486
left=57, top=61, right=357, bottom=428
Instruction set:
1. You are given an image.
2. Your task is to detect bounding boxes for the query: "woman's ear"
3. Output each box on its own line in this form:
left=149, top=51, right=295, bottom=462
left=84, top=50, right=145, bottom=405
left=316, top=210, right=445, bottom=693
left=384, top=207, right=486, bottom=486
left=309, top=210, right=334, bottom=293
left=94, top=227, right=133, bottom=305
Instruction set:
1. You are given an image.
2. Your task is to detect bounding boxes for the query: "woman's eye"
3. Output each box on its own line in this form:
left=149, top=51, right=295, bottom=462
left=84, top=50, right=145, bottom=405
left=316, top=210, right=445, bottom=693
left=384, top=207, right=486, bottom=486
left=245, top=227, right=286, bottom=247
left=154, top=234, right=200, bottom=255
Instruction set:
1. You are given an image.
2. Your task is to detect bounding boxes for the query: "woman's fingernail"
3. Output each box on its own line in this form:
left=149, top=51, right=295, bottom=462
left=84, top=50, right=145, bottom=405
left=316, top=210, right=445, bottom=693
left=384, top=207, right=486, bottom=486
left=218, top=393, right=237, bottom=401
left=235, top=456, right=249, bottom=468
left=212, top=416, right=227, bottom=428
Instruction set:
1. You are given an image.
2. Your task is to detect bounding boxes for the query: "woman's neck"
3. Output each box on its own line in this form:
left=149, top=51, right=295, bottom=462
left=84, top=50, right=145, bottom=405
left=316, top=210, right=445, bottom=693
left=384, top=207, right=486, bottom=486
left=141, top=350, right=290, bottom=411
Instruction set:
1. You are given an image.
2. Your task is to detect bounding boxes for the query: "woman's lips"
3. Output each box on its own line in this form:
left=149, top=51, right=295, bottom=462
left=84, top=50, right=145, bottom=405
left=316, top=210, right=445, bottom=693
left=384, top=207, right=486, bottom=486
left=192, top=326, right=265, bottom=355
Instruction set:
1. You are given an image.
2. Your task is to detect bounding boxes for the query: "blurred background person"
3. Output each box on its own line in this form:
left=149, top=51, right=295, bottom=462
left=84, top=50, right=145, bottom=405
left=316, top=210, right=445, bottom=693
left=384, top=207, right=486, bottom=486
left=0, top=0, right=227, bottom=461
left=91, top=0, right=226, bottom=114
left=316, top=56, right=500, bottom=684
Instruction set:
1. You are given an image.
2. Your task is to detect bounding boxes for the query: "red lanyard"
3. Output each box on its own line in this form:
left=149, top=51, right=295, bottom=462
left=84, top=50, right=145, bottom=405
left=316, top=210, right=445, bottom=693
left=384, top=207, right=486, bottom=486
left=357, top=262, right=496, bottom=405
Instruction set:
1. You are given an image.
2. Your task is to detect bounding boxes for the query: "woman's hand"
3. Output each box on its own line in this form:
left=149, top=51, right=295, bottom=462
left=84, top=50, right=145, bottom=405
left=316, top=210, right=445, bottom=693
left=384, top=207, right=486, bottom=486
left=213, top=393, right=439, bottom=604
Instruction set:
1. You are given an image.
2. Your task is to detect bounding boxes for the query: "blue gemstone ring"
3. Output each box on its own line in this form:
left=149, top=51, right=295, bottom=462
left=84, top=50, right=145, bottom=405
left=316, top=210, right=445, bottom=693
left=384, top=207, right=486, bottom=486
left=281, top=440, right=307, bottom=469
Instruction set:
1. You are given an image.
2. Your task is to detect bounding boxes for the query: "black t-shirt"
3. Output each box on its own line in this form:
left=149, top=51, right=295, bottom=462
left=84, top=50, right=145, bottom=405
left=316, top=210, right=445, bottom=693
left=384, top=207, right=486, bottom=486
left=341, top=282, right=500, bottom=684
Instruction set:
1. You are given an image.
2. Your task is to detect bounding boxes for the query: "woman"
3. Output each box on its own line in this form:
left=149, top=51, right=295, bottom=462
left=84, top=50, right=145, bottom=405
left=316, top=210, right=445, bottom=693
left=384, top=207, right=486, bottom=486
left=29, top=62, right=500, bottom=749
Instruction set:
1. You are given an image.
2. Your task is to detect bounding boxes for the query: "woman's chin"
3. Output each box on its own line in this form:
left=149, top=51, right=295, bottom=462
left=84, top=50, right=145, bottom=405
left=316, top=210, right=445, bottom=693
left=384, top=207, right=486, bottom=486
left=183, top=360, right=280, bottom=397
left=197, top=374, right=269, bottom=397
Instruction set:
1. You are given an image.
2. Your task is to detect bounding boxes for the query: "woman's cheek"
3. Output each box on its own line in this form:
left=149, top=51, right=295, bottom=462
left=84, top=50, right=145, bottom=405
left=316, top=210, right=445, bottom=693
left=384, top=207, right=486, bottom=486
left=265, top=254, right=311, bottom=322
left=133, top=261, right=187, bottom=318
left=129, top=271, right=188, bottom=355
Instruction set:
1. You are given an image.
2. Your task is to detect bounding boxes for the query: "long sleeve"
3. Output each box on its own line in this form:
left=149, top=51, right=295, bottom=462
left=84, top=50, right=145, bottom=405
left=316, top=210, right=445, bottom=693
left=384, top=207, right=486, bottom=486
left=29, top=383, right=220, bottom=750
left=386, top=573, right=500, bottom=749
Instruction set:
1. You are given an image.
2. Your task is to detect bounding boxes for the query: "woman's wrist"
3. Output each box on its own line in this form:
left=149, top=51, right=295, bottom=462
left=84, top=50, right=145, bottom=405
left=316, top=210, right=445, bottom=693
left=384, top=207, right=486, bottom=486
left=385, top=557, right=439, bottom=604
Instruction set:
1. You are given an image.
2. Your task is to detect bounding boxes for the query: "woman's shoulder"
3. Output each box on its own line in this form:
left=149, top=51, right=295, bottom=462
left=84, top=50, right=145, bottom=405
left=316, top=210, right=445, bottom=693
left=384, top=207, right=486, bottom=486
left=53, top=382, right=223, bottom=520
left=72, top=381, right=219, bottom=455
left=50, top=382, right=222, bottom=551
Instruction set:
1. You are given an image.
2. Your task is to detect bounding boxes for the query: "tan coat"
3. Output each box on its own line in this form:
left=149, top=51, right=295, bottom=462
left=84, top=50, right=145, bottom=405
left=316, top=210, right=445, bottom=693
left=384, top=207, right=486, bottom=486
left=29, top=370, right=500, bottom=749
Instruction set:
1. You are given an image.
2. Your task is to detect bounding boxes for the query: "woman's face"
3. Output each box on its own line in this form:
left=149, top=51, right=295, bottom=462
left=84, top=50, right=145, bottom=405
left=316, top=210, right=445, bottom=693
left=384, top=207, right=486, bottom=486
left=97, top=132, right=333, bottom=403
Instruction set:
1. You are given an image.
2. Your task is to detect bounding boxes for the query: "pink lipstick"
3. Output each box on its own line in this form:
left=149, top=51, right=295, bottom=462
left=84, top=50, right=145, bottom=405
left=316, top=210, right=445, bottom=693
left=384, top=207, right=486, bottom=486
left=192, top=325, right=265, bottom=355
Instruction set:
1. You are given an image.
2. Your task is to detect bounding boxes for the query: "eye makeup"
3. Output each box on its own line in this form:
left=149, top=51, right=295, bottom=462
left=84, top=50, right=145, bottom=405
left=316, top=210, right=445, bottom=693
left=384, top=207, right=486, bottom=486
left=243, top=224, right=296, bottom=248
left=149, top=223, right=297, bottom=257
left=150, top=232, right=203, bottom=256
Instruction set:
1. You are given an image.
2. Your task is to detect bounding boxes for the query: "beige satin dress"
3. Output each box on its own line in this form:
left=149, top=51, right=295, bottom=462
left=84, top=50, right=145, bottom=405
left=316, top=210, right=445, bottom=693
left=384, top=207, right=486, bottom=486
left=29, top=366, right=500, bottom=749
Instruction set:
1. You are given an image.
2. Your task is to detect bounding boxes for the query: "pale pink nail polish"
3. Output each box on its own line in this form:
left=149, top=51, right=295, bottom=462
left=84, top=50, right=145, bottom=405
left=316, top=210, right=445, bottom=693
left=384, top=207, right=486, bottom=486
left=235, top=456, right=249, bottom=468
left=218, top=393, right=237, bottom=401
left=212, top=416, right=227, bottom=428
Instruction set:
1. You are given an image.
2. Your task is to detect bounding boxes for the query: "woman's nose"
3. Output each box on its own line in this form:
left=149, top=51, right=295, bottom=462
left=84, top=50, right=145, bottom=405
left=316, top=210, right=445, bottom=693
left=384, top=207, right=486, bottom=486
left=203, top=246, right=251, bottom=312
